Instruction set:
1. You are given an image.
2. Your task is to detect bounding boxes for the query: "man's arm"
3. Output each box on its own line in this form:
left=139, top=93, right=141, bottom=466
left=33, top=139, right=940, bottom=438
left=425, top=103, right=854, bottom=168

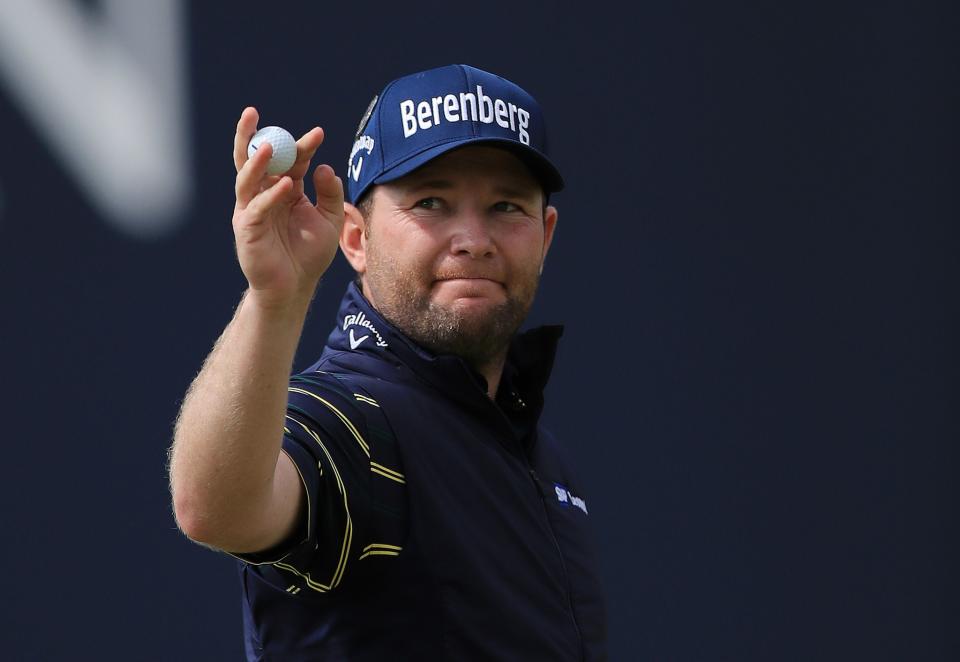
left=170, top=289, right=310, bottom=553
left=168, top=107, right=344, bottom=554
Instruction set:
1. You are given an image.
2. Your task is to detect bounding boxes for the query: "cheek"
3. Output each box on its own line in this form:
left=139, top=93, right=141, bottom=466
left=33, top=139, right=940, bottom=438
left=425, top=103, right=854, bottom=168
left=368, top=227, right=439, bottom=281
left=501, top=227, right=546, bottom=275
left=402, top=222, right=453, bottom=267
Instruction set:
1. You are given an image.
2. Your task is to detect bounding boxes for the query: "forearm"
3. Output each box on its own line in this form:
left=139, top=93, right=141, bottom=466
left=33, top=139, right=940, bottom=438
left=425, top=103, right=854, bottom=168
left=169, top=288, right=311, bottom=548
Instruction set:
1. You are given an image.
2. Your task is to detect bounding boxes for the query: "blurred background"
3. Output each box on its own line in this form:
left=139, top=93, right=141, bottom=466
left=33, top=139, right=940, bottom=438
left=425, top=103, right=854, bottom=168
left=1, top=1, right=955, bottom=659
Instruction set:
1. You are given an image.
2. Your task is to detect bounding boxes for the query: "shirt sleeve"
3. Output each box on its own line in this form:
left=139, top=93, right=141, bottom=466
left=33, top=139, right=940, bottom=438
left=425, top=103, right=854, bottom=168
left=229, top=373, right=384, bottom=595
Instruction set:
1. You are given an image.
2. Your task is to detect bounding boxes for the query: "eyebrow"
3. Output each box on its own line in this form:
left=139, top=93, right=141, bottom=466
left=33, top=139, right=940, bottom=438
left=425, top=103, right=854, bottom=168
left=492, top=185, right=538, bottom=200
left=407, top=179, right=456, bottom=191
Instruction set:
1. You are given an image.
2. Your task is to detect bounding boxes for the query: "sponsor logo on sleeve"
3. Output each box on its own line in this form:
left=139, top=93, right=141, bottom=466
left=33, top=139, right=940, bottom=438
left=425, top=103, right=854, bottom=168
left=554, top=483, right=588, bottom=515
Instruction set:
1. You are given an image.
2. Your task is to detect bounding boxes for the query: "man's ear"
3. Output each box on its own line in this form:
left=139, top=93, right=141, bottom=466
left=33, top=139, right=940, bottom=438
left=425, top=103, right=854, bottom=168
left=340, top=202, right=367, bottom=274
left=539, top=205, right=558, bottom=275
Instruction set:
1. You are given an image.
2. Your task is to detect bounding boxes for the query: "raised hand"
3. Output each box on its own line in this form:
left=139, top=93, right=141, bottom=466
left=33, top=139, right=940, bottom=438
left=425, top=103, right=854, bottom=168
left=231, top=107, right=345, bottom=309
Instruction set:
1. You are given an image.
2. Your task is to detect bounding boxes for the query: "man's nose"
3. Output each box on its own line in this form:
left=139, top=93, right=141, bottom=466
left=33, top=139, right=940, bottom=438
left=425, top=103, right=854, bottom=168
left=449, top=210, right=496, bottom=258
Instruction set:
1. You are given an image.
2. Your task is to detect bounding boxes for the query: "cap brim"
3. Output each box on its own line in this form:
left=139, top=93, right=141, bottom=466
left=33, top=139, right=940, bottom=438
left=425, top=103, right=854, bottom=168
left=372, top=137, right=564, bottom=194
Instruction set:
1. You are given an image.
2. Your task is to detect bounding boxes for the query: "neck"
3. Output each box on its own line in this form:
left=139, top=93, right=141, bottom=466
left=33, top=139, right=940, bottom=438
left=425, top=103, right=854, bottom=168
left=475, top=353, right=508, bottom=399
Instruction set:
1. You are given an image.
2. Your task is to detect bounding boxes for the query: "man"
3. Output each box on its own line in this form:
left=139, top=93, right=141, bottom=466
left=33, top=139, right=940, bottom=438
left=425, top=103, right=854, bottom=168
left=169, top=64, right=607, bottom=660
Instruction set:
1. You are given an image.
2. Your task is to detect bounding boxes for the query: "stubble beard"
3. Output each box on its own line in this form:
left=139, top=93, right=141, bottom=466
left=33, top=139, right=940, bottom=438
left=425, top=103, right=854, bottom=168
left=364, top=245, right=539, bottom=370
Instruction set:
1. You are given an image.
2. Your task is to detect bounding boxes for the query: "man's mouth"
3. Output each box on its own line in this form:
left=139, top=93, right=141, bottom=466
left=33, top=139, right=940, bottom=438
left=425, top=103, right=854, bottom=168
left=432, top=276, right=506, bottom=296
left=434, top=273, right=504, bottom=285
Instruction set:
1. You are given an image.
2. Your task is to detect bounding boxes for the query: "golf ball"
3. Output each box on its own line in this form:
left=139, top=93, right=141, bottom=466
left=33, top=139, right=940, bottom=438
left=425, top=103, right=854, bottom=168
left=248, top=126, right=297, bottom=175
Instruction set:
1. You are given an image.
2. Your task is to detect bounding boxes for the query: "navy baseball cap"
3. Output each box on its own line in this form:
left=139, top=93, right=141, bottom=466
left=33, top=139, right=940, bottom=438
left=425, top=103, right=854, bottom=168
left=346, top=64, right=564, bottom=205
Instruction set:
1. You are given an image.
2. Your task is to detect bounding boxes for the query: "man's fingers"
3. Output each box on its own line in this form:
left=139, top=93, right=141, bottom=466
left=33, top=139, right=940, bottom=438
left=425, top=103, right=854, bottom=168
left=233, top=107, right=260, bottom=173
left=235, top=141, right=274, bottom=207
left=244, top=176, right=294, bottom=219
left=234, top=110, right=322, bottom=182
left=283, top=127, right=325, bottom=180
left=313, top=164, right=345, bottom=231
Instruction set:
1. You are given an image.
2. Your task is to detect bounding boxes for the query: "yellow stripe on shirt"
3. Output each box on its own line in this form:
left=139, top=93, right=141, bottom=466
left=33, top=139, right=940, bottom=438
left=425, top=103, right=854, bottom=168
left=370, top=462, right=406, bottom=484
left=282, top=416, right=353, bottom=592
left=289, top=387, right=371, bottom=457
left=359, top=543, right=402, bottom=560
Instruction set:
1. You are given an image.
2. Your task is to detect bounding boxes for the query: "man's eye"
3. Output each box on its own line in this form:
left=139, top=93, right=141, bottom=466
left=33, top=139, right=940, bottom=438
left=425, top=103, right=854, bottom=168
left=415, top=197, right=442, bottom=210
left=493, top=201, right=521, bottom=213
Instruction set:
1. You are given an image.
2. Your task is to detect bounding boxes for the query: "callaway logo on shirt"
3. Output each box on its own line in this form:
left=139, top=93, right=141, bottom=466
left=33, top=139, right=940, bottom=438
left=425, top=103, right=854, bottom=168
left=343, top=311, right=389, bottom=348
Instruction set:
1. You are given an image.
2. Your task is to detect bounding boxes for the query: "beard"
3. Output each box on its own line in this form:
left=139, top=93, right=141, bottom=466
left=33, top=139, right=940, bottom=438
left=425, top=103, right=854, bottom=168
left=363, top=243, right=540, bottom=370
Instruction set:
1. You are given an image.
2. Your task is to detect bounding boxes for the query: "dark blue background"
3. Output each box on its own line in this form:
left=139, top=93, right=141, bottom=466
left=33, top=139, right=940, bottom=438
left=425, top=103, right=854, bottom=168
left=1, top=1, right=955, bottom=659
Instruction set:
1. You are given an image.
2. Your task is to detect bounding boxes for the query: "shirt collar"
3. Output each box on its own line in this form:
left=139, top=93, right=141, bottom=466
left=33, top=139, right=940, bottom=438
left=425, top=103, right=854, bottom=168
left=323, top=281, right=563, bottom=418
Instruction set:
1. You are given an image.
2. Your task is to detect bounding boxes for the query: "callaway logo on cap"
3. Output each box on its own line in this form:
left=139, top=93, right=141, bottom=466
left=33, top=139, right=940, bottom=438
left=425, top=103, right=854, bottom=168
left=346, top=64, right=564, bottom=204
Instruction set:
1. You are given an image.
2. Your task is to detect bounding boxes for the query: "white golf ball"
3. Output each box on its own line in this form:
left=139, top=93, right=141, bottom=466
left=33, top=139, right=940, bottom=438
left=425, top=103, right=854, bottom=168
left=248, top=126, right=297, bottom=175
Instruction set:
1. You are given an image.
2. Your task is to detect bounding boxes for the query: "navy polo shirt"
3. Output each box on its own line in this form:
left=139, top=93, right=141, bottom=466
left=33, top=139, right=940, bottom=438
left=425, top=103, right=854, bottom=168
left=234, top=282, right=607, bottom=661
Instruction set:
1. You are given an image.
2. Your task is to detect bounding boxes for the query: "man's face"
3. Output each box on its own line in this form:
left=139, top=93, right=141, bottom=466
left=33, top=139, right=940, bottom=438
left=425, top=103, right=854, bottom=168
left=355, top=145, right=557, bottom=367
